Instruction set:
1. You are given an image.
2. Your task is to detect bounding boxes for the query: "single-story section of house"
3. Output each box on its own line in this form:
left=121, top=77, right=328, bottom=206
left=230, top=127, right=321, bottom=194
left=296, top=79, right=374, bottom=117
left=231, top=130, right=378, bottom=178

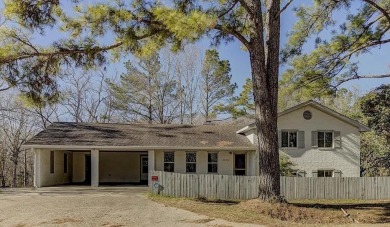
left=23, top=123, right=258, bottom=187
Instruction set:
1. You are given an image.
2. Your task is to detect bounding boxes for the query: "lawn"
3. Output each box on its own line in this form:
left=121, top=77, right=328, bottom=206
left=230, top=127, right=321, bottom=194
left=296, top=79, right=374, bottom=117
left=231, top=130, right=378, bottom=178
left=148, top=194, right=390, bottom=226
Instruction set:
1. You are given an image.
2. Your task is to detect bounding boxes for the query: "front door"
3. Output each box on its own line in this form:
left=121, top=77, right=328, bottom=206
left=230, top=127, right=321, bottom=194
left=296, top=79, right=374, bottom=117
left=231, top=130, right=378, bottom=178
left=234, top=154, right=246, bottom=175
left=140, top=156, right=148, bottom=183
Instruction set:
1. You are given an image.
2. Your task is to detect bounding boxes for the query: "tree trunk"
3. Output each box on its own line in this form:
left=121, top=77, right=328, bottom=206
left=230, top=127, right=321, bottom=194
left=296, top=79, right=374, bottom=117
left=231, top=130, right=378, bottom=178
left=249, top=0, right=281, bottom=201
left=13, top=161, right=18, bottom=187
left=24, top=150, right=27, bottom=187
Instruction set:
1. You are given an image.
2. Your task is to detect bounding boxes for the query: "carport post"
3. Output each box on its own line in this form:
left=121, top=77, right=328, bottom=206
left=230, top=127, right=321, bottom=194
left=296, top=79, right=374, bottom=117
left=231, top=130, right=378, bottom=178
left=91, top=149, right=99, bottom=187
left=148, top=150, right=155, bottom=187
left=33, top=148, right=41, bottom=187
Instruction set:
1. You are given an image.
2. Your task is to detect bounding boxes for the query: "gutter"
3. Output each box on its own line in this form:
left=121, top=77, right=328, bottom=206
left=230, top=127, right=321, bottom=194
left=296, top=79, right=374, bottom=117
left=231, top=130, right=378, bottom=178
left=22, top=144, right=256, bottom=151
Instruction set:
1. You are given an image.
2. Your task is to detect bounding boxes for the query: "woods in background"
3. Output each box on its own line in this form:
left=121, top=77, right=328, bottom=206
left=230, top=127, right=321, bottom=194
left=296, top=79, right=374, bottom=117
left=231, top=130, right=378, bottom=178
left=0, top=46, right=238, bottom=187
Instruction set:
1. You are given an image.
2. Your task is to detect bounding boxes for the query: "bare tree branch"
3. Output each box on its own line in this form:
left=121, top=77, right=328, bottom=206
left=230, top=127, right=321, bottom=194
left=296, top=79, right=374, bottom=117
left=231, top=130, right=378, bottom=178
left=218, top=0, right=239, bottom=18
left=334, top=73, right=390, bottom=87
left=363, top=0, right=390, bottom=24
left=279, top=0, right=294, bottom=15
left=214, top=24, right=250, bottom=49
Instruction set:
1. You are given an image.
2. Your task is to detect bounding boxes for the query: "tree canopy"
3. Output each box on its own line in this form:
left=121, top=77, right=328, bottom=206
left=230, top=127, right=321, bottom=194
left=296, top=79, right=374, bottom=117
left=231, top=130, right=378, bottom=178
left=281, top=0, right=390, bottom=98
left=360, top=84, right=390, bottom=141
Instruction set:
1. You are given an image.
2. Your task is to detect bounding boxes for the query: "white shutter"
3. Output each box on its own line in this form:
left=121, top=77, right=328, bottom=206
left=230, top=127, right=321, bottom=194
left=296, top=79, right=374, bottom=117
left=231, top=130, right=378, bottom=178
left=334, top=170, right=342, bottom=177
left=312, top=170, right=318, bottom=177
left=334, top=131, right=341, bottom=148
left=298, top=131, right=305, bottom=148
left=311, top=131, right=318, bottom=147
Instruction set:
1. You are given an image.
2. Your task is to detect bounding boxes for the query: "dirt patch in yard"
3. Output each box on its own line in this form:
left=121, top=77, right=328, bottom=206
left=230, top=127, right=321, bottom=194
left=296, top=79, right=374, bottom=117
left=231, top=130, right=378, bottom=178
left=101, top=223, right=125, bottom=227
left=290, top=199, right=390, bottom=224
left=149, top=194, right=390, bottom=226
left=44, top=218, right=83, bottom=225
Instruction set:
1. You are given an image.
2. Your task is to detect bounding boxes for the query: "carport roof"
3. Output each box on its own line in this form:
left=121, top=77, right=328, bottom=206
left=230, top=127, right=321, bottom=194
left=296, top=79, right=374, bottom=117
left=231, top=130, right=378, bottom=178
left=23, top=122, right=255, bottom=150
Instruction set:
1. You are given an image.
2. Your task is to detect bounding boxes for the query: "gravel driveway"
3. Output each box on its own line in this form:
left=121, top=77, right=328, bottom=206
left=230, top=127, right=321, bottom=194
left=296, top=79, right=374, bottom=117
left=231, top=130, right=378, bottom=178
left=0, top=186, right=261, bottom=227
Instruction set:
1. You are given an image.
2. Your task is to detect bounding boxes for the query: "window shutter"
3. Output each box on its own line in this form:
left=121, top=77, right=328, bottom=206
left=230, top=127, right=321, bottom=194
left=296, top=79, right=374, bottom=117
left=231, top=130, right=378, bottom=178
left=312, top=170, right=318, bottom=177
left=298, top=131, right=305, bottom=148
left=278, top=130, right=281, bottom=148
left=311, top=131, right=318, bottom=147
left=334, top=131, right=341, bottom=148
left=334, top=170, right=342, bottom=177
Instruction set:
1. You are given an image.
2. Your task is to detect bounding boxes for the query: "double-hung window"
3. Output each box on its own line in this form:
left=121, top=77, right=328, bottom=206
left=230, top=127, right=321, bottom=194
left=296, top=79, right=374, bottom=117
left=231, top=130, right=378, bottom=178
left=318, top=170, right=333, bottom=177
left=281, top=131, right=298, bottom=148
left=164, top=152, right=174, bottom=172
left=208, top=152, right=218, bottom=173
left=186, top=152, right=196, bottom=173
left=318, top=131, right=333, bottom=148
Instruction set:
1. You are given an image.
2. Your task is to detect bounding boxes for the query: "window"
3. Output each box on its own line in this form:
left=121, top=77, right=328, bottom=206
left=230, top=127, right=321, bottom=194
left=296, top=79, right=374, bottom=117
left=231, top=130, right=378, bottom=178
left=64, top=153, right=68, bottom=174
left=318, top=131, right=333, bottom=148
left=50, top=151, right=54, bottom=174
left=318, top=170, right=333, bottom=177
left=186, top=152, right=196, bottom=173
left=234, top=154, right=246, bottom=175
left=281, top=131, right=297, bottom=148
left=164, top=152, right=174, bottom=172
left=208, top=152, right=218, bottom=173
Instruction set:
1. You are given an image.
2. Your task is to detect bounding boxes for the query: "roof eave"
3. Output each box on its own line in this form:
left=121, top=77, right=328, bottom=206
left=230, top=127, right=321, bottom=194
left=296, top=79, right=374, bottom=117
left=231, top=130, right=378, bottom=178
left=236, top=125, right=256, bottom=134
left=22, top=144, right=256, bottom=151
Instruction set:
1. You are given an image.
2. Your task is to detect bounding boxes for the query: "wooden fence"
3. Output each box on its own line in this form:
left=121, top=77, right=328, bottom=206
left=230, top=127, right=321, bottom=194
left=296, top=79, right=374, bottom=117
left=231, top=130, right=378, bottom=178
left=150, top=171, right=390, bottom=200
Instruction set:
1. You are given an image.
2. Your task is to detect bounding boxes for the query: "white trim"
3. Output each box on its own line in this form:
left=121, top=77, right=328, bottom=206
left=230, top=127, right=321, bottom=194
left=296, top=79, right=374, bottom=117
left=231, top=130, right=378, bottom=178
left=236, top=125, right=253, bottom=134
left=22, top=144, right=255, bottom=151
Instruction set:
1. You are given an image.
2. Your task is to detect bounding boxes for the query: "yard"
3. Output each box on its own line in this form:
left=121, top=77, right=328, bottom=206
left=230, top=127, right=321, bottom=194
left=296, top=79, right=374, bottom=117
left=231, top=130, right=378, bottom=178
left=1, top=186, right=390, bottom=227
left=149, top=194, right=390, bottom=226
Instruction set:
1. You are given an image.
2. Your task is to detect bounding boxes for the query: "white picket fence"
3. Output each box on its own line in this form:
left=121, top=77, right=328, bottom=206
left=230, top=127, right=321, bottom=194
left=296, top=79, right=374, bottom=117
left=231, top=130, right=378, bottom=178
left=150, top=171, right=390, bottom=200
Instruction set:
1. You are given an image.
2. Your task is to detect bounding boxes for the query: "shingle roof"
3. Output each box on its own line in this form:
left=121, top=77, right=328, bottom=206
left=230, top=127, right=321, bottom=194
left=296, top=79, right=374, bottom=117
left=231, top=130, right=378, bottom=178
left=24, top=122, right=255, bottom=149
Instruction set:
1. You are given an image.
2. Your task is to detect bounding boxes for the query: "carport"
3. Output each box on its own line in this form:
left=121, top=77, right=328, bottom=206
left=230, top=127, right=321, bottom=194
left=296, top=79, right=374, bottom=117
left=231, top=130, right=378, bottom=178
left=30, top=148, right=152, bottom=187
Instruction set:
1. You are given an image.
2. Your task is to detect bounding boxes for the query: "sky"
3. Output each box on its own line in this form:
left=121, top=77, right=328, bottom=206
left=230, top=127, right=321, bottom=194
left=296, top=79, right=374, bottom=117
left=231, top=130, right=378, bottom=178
left=215, top=0, right=390, bottom=93
left=3, top=0, right=390, bottom=95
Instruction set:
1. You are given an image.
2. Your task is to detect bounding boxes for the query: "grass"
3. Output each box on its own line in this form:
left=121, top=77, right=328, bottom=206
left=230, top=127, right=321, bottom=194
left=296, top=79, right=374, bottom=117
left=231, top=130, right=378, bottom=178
left=148, top=193, right=390, bottom=226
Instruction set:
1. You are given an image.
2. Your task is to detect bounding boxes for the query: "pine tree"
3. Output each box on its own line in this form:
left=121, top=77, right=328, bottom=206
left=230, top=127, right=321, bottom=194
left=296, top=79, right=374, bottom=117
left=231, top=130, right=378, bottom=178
left=200, top=49, right=236, bottom=121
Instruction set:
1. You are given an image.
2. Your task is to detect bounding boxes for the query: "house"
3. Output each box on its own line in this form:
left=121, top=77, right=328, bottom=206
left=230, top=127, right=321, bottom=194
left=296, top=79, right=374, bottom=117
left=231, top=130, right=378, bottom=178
left=23, top=101, right=369, bottom=187
left=237, top=101, right=370, bottom=177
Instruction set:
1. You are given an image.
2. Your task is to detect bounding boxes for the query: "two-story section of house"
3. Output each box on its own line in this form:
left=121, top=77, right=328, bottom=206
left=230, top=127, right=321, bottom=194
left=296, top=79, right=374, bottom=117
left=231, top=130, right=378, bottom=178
left=237, top=100, right=370, bottom=177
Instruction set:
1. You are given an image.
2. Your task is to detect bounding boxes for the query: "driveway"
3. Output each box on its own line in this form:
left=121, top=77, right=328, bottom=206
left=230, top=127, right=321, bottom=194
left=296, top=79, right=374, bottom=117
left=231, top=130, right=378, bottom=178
left=0, top=186, right=261, bottom=227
